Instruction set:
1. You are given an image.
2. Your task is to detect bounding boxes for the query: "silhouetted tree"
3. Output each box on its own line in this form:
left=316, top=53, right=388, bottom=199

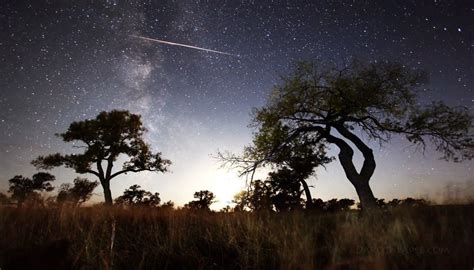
left=358, top=198, right=429, bottom=209
left=400, top=197, right=429, bottom=207
left=308, top=198, right=326, bottom=211
left=233, top=180, right=285, bottom=212
left=338, top=198, right=355, bottom=211
left=161, top=200, right=175, bottom=210
left=57, top=177, right=99, bottom=207
left=185, top=190, right=216, bottom=211
left=220, top=205, right=232, bottom=213
left=8, top=172, right=55, bottom=207
left=325, top=198, right=355, bottom=212
left=268, top=168, right=304, bottom=211
left=247, top=180, right=274, bottom=212
left=220, top=60, right=473, bottom=210
left=376, top=198, right=386, bottom=208
left=266, top=140, right=331, bottom=208
left=32, top=110, right=171, bottom=205
left=115, top=184, right=161, bottom=207
left=387, top=199, right=401, bottom=208
left=232, top=190, right=250, bottom=212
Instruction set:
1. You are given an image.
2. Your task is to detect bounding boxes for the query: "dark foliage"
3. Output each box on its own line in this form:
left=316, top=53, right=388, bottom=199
left=0, top=193, right=10, bottom=205
left=358, top=198, right=430, bottom=209
left=57, top=177, right=99, bottom=207
left=7, top=172, right=55, bottom=207
left=324, top=198, right=355, bottom=212
left=233, top=179, right=357, bottom=213
left=32, top=110, right=171, bottom=205
left=220, top=60, right=473, bottom=210
left=185, top=190, right=216, bottom=211
left=115, top=184, right=161, bottom=207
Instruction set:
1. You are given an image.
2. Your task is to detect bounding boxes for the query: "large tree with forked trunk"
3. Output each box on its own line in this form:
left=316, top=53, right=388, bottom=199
left=220, top=60, right=473, bottom=210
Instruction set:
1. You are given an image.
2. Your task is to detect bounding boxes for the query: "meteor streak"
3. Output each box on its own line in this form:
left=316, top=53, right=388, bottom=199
left=130, top=35, right=237, bottom=57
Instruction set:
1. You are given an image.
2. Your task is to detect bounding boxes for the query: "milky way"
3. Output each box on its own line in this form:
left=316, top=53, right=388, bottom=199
left=0, top=1, right=472, bottom=208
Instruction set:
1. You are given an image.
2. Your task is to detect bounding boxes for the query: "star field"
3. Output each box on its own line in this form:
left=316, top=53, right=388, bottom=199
left=0, top=1, right=472, bottom=207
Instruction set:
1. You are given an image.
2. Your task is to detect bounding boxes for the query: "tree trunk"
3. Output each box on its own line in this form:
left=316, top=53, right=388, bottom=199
left=300, top=179, right=313, bottom=207
left=326, top=128, right=378, bottom=210
left=353, top=178, right=377, bottom=210
left=102, top=180, right=113, bottom=206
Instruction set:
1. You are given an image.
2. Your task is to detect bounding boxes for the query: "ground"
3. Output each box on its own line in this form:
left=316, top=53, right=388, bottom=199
left=0, top=205, right=472, bottom=270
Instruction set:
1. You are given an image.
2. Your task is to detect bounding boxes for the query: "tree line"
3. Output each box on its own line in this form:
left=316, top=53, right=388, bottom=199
left=0, top=173, right=428, bottom=212
left=1, top=59, right=472, bottom=211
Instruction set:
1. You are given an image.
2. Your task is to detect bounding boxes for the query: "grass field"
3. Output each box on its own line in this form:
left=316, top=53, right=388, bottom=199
left=0, top=205, right=472, bottom=270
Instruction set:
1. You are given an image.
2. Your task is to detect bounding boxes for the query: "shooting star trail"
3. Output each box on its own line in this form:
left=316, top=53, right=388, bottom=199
left=130, top=35, right=238, bottom=57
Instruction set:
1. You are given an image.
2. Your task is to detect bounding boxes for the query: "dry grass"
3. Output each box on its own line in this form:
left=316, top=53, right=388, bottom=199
left=0, top=205, right=472, bottom=269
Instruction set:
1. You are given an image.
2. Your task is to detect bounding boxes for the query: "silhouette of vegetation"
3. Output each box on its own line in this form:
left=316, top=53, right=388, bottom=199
left=161, top=200, right=175, bottom=210
left=358, top=198, right=430, bottom=209
left=230, top=140, right=331, bottom=212
left=232, top=191, right=249, bottom=212
left=1, top=205, right=472, bottom=269
left=220, top=205, right=232, bottom=213
left=265, top=140, right=332, bottom=208
left=325, top=198, right=355, bottom=212
left=32, top=110, right=171, bottom=205
left=57, top=177, right=99, bottom=207
left=7, top=172, right=55, bottom=207
left=233, top=180, right=273, bottom=212
left=185, top=190, right=216, bottom=211
left=0, top=193, right=9, bottom=206
left=220, top=60, right=473, bottom=210
left=233, top=181, right=357, bottom=213
left=399, top=197, right=429, bottom=207
left=268, top=168, right=305, bottom=212
left=308, top=198, right=326, bottom=211
left=115, top=184, right=161, bottom=207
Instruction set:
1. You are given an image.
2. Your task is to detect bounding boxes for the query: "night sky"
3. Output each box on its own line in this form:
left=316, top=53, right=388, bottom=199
left=0, top=0, right=472, bottom=208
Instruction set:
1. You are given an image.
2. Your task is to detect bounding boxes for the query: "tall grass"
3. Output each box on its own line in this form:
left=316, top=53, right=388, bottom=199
left=0, top=205, right=472, bottom=269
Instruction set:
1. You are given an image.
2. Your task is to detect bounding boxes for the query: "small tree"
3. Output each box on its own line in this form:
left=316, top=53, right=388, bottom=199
left=325, top=198, right=355, bottom=212
left=232, top=191, right=249, bottom=212
left=114, top=184, right=161, bottom=207
left=387, top=199, right=401, bottom=208
left=57, top=178, right=99, bottom=207
left=161, top=200, right=175, bottom=210
left=400, top=197, right=429, bottom=207
left=185, top=190, right=216, bottom=211
left=8, top=172, right=55, bottom=207
left=233, top=180, right=275, bottom=212
left=220, top=60, right=473, bottom=210
left=32, top=110, right=171, bottom=205
left=268, top=141, right=331, bottom=208
left=267, top=168, right=305, bottom=212
left=308, top=198, right=326, bottom=211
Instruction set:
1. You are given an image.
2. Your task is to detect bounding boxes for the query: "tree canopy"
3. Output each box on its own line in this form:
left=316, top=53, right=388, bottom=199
left=57, top=177, right=99, bottom=206
left=221, top=60, right=473, bottom=210
left=8, top=172, right=55, bottom=207
left=114, top=184, right=161, bottom=207
left=185, top=190, right=216, bottom=211
left=32, top=110, right=171, bottom=205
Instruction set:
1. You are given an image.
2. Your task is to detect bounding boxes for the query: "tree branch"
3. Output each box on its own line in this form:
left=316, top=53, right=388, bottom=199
left=334, top=124, right=376, bottom=180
